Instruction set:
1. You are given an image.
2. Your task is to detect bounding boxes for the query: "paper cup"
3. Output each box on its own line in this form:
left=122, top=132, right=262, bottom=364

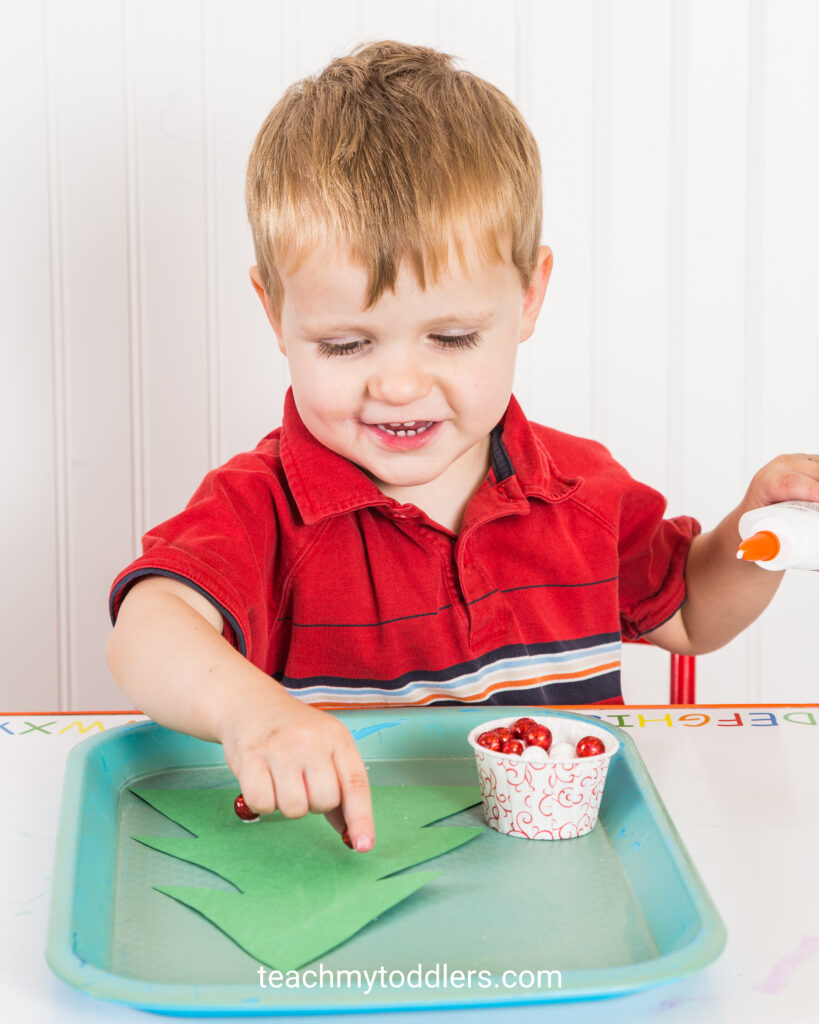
left=467, top=715, right=619, bottom=840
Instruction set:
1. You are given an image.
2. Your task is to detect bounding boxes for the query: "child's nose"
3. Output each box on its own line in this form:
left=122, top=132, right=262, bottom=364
left=366, top=350, right=432, bottom=405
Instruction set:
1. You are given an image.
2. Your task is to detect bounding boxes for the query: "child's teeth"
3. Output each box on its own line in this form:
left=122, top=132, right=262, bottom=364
left=376, top=421, right=432, bottom=438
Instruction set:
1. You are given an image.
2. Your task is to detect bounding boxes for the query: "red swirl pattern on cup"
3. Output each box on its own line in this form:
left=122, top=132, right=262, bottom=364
left=469, top=716, right=618, bottom=840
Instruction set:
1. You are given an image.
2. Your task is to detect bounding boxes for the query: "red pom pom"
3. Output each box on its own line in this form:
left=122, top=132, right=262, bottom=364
left=501, top=738, right=525, bottom=755
left=576, top=735, right=605, bottom=758
left=510, top=717, right=536, bottom=739
left=495, top=727, right=514, bottom=744
left=477, top=730, right=502, bottom=751
left=523, top=724, right=552, bottom=751
left=234, top=793, right=260, bottom=821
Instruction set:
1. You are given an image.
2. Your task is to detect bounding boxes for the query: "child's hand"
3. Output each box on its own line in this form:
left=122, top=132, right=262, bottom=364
left=740, top=453, right=819, bottom=515
left=219, top=692, right=374, bottom=852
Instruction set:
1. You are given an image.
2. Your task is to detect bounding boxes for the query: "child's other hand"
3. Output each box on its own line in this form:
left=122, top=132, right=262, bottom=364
left=741, top=453, right=819, bottom=515
left=219, top=693, right=374, bottom=851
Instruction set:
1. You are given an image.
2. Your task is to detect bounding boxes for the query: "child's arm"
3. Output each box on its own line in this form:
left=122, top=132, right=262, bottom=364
left=106, top=576, right=375, bottom=851
left=645, top=453, right=819, bottom=655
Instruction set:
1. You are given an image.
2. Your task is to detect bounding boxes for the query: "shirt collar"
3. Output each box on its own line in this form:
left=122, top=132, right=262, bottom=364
left=279, top=389, right=391, bottom=525
left=490, top=394, right=583, bottom=503
left=278, top=388, right=581, bottom=526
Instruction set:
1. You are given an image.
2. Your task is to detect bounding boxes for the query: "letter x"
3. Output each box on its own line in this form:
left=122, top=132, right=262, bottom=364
left=20, top=721, right=56, bottom=735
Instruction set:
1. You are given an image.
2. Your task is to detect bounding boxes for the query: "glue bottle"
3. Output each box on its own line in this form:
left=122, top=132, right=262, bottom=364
left=736, top=500, right=819, bottom=571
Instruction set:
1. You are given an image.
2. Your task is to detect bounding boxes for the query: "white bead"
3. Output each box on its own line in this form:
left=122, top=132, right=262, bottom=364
left=549, top=742, right=577, bottom=761
left=522, top=745, right=549, bottom=762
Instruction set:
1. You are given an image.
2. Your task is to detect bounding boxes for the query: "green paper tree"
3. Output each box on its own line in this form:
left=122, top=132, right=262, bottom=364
left=130, top=784, right=482, bottom=970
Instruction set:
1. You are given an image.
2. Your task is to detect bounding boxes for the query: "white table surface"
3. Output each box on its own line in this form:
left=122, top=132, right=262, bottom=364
left=2, top=705, right=818, bottom=1022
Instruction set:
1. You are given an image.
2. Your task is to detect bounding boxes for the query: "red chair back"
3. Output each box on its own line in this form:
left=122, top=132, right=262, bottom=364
left=627, top=639, right=696, bottom=703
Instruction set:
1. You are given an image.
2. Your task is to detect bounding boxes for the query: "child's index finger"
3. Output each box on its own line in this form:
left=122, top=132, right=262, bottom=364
left=333, top=743, right=375, bottom=852
left=322, top=809, right=356, bottom=849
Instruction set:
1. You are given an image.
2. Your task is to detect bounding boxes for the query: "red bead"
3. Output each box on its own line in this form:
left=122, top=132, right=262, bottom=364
left=234, top=793, right=260, bottom=821
left=510, top=717, right=536, bottom=739
left=341, top=827, right=353, bottom=849
left=576, top=735, right=605, bottom=758
left=501, top=738, right=525, bottom=755
left=477, top=730, right=502, bottom=751
left=523, top=724, right=552, bottom=751
left=495, top=727, right=514, bottom=744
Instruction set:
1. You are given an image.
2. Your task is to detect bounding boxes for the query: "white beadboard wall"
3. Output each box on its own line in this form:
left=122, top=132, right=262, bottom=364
left=2, top=0, right=818, bottom=712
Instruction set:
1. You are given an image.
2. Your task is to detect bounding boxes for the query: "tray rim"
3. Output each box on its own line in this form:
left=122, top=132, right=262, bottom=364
left=46, top=707, right=727, bottom=1014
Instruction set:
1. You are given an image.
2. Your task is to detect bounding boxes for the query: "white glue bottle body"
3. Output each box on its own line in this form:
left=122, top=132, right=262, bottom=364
left=736, top=500, right=819, bottom=571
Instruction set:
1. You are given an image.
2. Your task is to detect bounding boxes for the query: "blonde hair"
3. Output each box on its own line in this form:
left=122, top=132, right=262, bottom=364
left=246, top=40, right=542, bottom=317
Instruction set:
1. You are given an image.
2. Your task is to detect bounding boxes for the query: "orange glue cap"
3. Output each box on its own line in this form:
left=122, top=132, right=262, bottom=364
left=736, top=530, right=781, bottom=563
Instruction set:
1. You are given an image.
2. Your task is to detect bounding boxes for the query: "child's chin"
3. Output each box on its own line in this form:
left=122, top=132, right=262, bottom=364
left=360, top=463, right=443, bottom=490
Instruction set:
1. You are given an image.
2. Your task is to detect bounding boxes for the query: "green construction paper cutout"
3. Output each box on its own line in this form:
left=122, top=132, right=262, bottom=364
left=130, top=785, right=482, bottom=970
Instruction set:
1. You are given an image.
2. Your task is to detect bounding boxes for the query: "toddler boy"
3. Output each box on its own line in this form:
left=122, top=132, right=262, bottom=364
left=106, top=41, right=819, bottom=853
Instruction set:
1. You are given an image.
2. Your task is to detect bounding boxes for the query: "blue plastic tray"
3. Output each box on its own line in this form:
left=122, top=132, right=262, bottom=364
left=46, top=707, right=726, bottom=1014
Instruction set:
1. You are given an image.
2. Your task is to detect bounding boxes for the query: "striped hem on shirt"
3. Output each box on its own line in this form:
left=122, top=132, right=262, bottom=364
left=282, top=634, right=622, bottom=709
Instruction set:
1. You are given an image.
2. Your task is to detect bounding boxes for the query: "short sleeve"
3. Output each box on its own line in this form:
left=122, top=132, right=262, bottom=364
left=108, top=453, right=281, bottom=667
left=616, top=476, right=701, bottom=641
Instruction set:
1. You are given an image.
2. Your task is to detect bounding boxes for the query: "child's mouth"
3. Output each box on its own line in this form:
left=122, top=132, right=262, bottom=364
left=364, top=419, right=441, bottom=450
left=375, top=421, right=434, bottom=438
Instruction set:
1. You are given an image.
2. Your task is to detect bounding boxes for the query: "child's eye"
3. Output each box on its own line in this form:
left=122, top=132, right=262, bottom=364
left=430, top=331, right=482, bottom=351
left=315, top=331, right=482, bottom=359
left=316, top=339, right=368, bottom=358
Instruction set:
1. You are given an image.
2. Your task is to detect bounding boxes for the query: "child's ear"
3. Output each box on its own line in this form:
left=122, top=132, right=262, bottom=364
left=519, top=246, right=553, bottom=344
left=249, top=266, right=286, bottom=353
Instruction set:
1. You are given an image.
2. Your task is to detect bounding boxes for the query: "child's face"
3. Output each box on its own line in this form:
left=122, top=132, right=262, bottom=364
left=251, top=235, right=552, bottom=510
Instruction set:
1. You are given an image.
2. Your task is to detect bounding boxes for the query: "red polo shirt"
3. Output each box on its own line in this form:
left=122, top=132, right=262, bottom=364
left=110, top=390, right=699, bottom=707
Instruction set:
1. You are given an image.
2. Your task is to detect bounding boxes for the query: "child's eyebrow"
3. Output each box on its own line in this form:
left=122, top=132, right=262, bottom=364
left=303, top=311, right=496, bottom=336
